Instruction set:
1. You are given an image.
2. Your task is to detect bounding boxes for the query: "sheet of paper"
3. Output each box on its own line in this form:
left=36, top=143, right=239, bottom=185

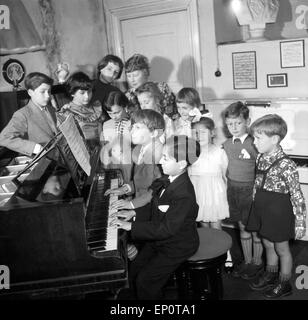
left=58, top=114, right=91, bottom=176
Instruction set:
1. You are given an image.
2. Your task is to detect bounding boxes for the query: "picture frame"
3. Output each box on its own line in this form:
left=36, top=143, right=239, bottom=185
left=232, top=51, right=257, bottom=89
left=267, top=73, right=288, bottom=88
left=280, top=40, right=305, bottom=68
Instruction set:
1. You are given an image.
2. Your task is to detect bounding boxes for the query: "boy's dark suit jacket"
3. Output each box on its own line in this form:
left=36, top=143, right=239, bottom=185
left=131, top=171, right=199, bottom=259
left=0, top=100, right=57, bottom=156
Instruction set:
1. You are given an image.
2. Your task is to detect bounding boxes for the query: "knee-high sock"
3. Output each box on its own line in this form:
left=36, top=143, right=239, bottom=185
left=252, top=240, right=263, bottom=265
left=240, top=236, right=252, bottom=264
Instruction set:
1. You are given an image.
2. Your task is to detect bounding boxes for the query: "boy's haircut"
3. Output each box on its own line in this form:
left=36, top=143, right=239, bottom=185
left=192, top=117, right=215, bottom=132
left=97, top=54, right=124, bottom=79
left=250, top=114, right=288, bottom=142
left=135, top=81, right=163, bottom=111
left=224, top=101, right=249, bottom=120
left=131, top=109, right=165, bottom=132
left=24, top=72, right=53, bottom=90
left=105, top=91, right=129, bottom=111
left=125, top=54, right=150, bottom=75
left=166, top=135, right=201, bottom=166
left=176, top=87, right=201, bottom=108
left=65, top=72, right=92, bottom=96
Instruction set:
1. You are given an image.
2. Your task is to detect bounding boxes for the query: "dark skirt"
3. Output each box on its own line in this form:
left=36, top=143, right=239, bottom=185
left=246, top=189, right=295, bottom=242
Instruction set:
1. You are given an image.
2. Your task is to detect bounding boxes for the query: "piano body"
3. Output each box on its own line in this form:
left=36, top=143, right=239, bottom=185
left=0, top=133, right=127, bottom=299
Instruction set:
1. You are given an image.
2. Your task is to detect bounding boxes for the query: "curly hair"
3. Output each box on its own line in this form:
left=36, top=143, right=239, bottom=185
left=125, top=54, right=150, bottom=75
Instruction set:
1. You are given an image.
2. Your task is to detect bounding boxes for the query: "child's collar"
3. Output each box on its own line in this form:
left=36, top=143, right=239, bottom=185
left=168, top=170, right=186, bottom=183
left=232, top=133, right=248, bottom=144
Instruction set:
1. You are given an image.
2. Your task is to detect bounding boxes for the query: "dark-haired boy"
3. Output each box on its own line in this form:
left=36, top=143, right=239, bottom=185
left=115, top=135, right=200, bottom=300
left=0, top=72, right=57, bottom=156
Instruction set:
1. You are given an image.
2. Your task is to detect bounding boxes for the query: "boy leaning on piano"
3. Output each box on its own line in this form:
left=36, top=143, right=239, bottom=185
left=0, top=72, right=57, bottom=156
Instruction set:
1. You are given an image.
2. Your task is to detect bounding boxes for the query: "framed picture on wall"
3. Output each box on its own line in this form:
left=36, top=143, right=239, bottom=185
left=280, top=40, right=305, bottom=68
left=267, top=73, right=288, bottom=88
left=232, top=51, right=257, bottom=89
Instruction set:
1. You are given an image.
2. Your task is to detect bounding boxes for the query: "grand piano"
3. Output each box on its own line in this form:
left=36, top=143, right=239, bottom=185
left=0, top=127, right=128, bottom=299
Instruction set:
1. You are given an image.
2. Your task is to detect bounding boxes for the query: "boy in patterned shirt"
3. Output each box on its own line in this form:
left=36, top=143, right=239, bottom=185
left=247, top=114, right=306, bottom=299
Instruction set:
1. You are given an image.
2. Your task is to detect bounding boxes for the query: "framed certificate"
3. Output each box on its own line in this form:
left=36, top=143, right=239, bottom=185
left=232, top=51, right=257, bottom=89
left=280, top=40, right=305, bottom=68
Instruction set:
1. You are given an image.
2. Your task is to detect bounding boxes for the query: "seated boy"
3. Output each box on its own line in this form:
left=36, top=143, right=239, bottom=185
left=114, top=135, right=201, bottom=300
left=0, top=72, right=57, bottom=156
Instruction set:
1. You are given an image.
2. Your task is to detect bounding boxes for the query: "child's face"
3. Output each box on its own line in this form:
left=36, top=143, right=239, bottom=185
left=131, top=122, right=154, bottom=145
left=159, top=146, right=181, bottom=176
left=28, top=83, right=51, bottom=107
left=100, top=62, right=121, bottom=83
left=253, top=131, right=278, bottom=154
left=225, top=115, right=250, bottom=138
left=137, top=92, right=158, bottom=112
left=177, top=102, right=194, bottom=121
left=72, top=89, right=92, bottom=107
left=193, top=124, right=212, bottom=146
left=126, top=70, right=148, bottom=90
left=107, top=104, right=125, bottom=121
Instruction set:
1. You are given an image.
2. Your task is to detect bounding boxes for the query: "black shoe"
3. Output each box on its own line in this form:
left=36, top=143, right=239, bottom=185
left=231, top=261, right=249, bottom=278
left=263, top=280, right=292, bottom=299
left=249, top=271, right=279, bottom=291
left=241, top=263, right=264, bottom=280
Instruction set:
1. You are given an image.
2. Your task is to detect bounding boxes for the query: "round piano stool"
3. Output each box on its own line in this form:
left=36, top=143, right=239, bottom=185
left=176, top=228, right=232, bottom=300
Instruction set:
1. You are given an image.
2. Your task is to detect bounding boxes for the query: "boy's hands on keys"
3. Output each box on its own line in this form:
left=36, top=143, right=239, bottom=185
left=111, top=210, right=135, bottom=230
left=104, top=186, right=127, bottom=196
left=110, top=199, right=133, bottom=210
left=115, top=220, right=132, bottom=231
left=117, top=210, right=136, bottom=221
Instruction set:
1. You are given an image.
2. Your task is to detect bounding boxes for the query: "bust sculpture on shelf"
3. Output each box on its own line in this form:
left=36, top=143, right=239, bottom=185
left=232, top=0, right=280, bottom=42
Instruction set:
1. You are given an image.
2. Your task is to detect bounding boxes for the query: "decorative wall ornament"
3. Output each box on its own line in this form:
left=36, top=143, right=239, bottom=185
left=38, top=0, right=61, bottom=77
left=55, top=62, right=70, bottom=84
left=232, top=0, right=280, bottom=41
left=2, top=59, right=26, bottom=90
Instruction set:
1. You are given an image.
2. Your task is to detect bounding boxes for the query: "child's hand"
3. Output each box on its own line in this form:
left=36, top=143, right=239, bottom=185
left=110, top=199, right=133, bottom=210
left=114, top=219, right=132, bottom=231
left=295, top=216, right=306, bottom=240
left=117, top=210, right=136, bottom=221
left=104, top=186, right=126, bottom=196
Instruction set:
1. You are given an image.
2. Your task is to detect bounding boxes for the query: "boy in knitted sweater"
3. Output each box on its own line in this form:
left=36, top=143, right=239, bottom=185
left=222, top=101, right=263, bottom=280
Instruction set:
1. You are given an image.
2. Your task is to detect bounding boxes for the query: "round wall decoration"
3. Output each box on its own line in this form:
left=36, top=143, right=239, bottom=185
left=2, top=59, right=26, bottom=86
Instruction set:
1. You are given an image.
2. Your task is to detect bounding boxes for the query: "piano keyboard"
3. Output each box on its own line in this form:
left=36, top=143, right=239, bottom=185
left=86, top=171, right=119, bottom=255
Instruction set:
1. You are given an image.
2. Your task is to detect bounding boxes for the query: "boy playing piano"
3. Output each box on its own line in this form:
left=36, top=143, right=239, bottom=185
left=114, top=135, right=200, bottom=300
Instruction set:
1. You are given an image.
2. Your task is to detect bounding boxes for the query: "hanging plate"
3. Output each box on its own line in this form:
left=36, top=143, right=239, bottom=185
left=2, top=59, right=26, bottom=85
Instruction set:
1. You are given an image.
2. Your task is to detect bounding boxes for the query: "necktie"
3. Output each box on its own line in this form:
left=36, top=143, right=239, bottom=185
left=42, top=107, right=57, bottom=134
left=234, top=138, right=241, bottom=144
left=137, top=146, right=145, bottom=164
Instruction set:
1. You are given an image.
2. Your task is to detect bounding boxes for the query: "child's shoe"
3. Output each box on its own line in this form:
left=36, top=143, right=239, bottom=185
left=263, top=280, right=292, bottom=299
left=240, top=263, right=264, bottom=280
left=249, top=270, right=279, bottom=291
left=231, top=261, right=249, bottom=278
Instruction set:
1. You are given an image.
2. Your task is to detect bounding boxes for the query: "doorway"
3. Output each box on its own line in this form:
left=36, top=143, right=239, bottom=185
left=103, top=0, right=203, bottom=93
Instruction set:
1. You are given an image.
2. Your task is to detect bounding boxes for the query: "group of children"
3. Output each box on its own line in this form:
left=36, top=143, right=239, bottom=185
left=0, top=57, right=306, bottom=300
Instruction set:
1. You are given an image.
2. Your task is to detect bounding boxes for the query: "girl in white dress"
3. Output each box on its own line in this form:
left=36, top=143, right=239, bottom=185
left=188, top=117, right=229, bottom=229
